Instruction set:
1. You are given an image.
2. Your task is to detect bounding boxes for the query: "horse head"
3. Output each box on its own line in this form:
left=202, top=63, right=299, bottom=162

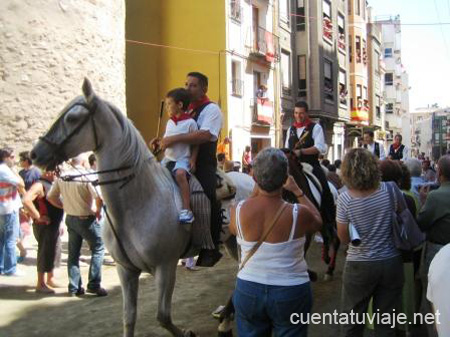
left=31, top=78, right=103, bottom=170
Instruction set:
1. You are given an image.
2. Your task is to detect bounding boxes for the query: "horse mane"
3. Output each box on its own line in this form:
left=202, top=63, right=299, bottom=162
left=103, top=100, right=154, bottom=170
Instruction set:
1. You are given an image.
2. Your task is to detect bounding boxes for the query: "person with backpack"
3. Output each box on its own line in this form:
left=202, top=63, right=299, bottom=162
left=363, top=130, right=386, bottom=160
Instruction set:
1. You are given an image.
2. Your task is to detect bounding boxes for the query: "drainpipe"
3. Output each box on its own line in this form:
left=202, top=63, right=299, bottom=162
left=272, top=0, right=281, bottom=147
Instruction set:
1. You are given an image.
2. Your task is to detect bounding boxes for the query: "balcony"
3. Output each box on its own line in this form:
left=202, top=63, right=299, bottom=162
left=248, top=26, right=280, bottom=63
left=252, top=97, right=273, bottom=126
left=323, top=17, right=333, bottom=41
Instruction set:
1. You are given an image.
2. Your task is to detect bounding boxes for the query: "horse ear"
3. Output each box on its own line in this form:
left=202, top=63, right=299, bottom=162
left=82, top=78, right=95, bottom=104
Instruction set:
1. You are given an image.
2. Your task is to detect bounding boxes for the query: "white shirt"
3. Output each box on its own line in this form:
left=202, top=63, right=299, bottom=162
left=48, top=165, right=98, bottom=217
left=364, top=142, right=386, bottom=160
left=284, top=124, right=328, bottom=154
left=196, top=103, right=223, bottom=142
left=427, top=243, right=450, bottom=336
left=163, top=118, right=198, bottom=162
left=0, top=163, right=22, bottom=214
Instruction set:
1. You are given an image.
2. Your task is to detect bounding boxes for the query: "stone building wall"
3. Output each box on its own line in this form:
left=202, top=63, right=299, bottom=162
left=0, top=0, right=125, bottom=154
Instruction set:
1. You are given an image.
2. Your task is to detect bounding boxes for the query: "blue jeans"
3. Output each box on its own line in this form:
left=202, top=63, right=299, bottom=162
left=66, top=215, right=104, bottom=293
left=233, top=278, right=312, bottom=337
left=0, top=211, right=19, bottom=275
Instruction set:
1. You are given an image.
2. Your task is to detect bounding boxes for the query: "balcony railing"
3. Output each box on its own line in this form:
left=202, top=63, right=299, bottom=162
left=249, top=26, right=280, bottom=63
left=252, top=97, right=273, bottom=125
left=323, top=17, right=333, bottom=41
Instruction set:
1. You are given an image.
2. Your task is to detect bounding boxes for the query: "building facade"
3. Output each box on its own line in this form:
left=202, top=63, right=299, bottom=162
left=367, top=7, right=386, bottom=144
left=376, top=15, right=410, bottom=146
left=292, top=0, right=350, bottom=161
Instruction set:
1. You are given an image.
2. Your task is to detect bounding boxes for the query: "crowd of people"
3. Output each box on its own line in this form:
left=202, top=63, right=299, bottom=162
left=2, top=70, right=449, bottom=336
left=0, top=149, right=108, bottom=296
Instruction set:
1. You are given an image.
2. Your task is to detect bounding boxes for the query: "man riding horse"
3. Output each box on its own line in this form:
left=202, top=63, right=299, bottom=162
left=285, top=101, right=337, bottom=265
left=161, top=72, right=223, bottom=267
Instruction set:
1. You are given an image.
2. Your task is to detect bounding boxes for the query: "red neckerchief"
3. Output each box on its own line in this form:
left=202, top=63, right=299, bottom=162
left=170, top=112, right=192, bottom=125
left=293, top=118, right=312, bottom=129
left=392, top=142, right=401, bottom=150
left=188, top=95, right=210, bottom=113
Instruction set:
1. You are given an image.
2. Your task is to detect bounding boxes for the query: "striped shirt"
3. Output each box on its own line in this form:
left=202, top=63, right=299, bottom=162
left=336, top=182, right=399, bottom=261
left=0, top=163, right=22, bottom=214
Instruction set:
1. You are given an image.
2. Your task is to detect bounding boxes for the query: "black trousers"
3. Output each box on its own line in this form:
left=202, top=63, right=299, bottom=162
left=33, top=221, right=61, bottom=273
left=195, top=165, right=221, bottom=247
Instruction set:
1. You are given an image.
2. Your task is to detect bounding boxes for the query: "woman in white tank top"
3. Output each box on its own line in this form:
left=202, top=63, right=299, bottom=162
left=229, top=148, right=322, bottom=337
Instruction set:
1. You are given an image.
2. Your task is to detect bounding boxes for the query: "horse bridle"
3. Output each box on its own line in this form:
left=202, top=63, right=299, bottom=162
left=39, top=100, right=100, bottom=164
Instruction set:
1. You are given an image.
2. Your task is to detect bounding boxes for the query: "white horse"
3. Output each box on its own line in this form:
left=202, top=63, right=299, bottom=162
left=31, top=79, right=198, bottom=337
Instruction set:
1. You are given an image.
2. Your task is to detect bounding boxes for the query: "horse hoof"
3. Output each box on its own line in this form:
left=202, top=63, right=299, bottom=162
left=323, top=273, right=333, bottom=281
left=183, top=330, right=197, bottom=337
left=218, top=330, right=233, bottom=337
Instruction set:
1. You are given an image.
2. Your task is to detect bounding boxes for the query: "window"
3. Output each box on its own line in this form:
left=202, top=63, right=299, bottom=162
left=385, top=73, right=393, bottom=86
left=298, top=55, right=307, bottom=97
left=324, top=59, right=334, bottom=101
left=376, top=95, right=381, bottom=119
left=281, top=50, right=291, bottom=91
left=362, top=39, right=367, bottom=65
left=374, top=50, right=380, bottom=73
left=384, top=48, right=393, bottom=58
left=361, top=0, right=366, bottom=19
left=296, top=0, right=306, bottom=31
left=230, top=0, right=242, bottom=22
left=385, top=103, right=394, bottom=113
left=280, top=0, right=290, bottom=24
left=356, top=0, right=360, bottom=16
left=231, top=60, right=243, bottom=96
left=339, top=69, right=347, bottom=105
left=323, top=0, right=333, bottom=41
left=338, top=13, right=345, bottom=51
left=323, top=0, right=331, bottom=18
left=356, top=36, right=361, bottom=62
left=363, top=86, right=369, bottom=110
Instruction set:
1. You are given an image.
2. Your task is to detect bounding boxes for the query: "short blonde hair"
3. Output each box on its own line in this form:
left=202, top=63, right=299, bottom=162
left=341, top=148, right=380, bottom=191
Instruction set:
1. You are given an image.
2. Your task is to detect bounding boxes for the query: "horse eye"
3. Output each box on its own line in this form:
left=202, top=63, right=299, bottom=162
left=65, top=113, right=79, bottom=124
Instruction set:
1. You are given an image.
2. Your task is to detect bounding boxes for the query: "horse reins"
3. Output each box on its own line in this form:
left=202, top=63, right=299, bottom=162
left=39, top=101, right=100, bottom=164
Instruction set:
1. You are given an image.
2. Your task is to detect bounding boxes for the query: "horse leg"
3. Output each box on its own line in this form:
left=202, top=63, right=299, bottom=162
left=116, top=264, right=141, bottom=337
left=218, top=295, right=235, bottom=337
left=325, top=234, right=341, bottom=280
left=155, top=262, right=195, bottom=337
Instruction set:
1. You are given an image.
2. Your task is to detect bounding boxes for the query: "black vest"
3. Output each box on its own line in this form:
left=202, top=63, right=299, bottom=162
left=287, top=123, right=319, bottom=165
left=389, top=144, right=405, bottom=160
left=192, top=102, right=217, bottom=168
left=364, top=142, right=380, bottom=158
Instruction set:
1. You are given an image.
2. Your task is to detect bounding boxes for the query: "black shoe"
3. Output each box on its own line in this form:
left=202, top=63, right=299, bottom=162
left=69, top=287, right=85, bottom=297
left=196, top=249, right=222, bottom=267
left=86, top=287, right=108, bottom=297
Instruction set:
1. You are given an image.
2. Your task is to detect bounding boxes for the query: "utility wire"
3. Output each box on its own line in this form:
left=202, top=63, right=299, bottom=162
left=433, top=0, right=450, bottom=65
